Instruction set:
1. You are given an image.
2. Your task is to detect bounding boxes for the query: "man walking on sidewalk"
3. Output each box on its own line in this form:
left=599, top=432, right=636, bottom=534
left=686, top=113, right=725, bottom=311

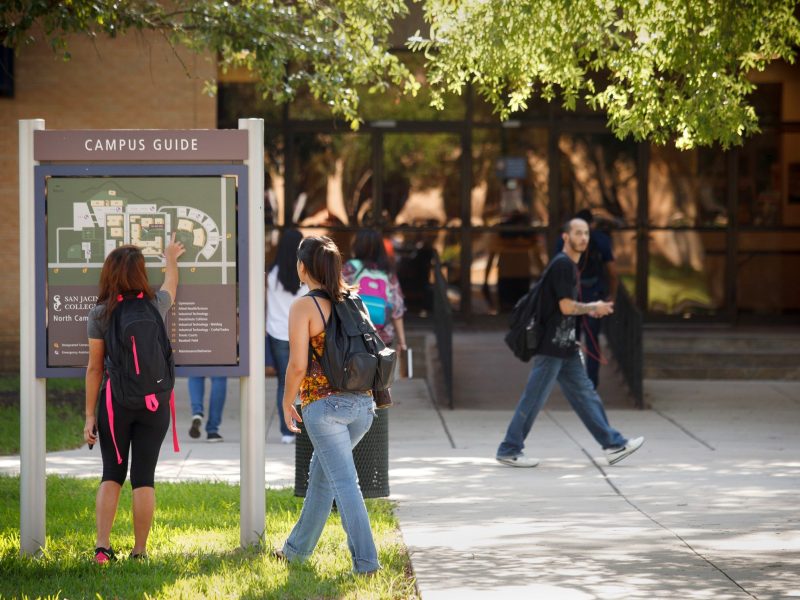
left=496, top=218, right=643, bottom=468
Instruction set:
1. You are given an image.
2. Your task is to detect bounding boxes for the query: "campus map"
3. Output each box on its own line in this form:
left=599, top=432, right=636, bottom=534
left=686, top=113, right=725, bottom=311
left=46, top=176, right=237, bottom=286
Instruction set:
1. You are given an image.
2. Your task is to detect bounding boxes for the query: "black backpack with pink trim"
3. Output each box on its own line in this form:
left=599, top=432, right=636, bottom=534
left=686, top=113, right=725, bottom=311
left=103, top=293, right=179, bottom=463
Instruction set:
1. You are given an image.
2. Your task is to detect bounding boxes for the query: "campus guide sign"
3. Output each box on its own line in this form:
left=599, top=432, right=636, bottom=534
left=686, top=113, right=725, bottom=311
left=20, top=121, right=266, bottom=556
left=33, top=130, right=251, bottom=377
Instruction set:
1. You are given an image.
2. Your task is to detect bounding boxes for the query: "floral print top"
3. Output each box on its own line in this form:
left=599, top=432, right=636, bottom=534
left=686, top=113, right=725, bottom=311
left=299, top=331, right=335, bottom=407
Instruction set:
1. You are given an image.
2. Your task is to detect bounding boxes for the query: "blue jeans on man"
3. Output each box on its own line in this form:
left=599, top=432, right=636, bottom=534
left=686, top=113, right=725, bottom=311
left=282, top=392, right=380, bottom=573
left=188, top=376, right=227, bottom=435
left=497, top=352, right=626, bottom=459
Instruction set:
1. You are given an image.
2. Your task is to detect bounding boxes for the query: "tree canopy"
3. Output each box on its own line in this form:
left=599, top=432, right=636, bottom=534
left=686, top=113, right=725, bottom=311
left=0, top=0, right=419, bottom=126
left=414, top=0, right=800, bottom=148
left=3, top=0, right=799, bottom=148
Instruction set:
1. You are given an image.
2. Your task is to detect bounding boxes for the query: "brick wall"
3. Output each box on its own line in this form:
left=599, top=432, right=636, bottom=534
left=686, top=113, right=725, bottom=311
left=0, top=30, right=217, bottom=371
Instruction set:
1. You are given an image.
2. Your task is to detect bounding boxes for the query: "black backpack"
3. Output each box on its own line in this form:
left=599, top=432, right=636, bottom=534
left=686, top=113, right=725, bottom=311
left=504, top=257, right=562, bottom=362
left=307, top=290, right=397, bottom=392
left=103, top=293, right=179, bottom=463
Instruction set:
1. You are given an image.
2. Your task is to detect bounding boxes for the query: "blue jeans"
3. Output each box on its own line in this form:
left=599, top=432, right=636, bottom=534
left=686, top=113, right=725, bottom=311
left=268, top=335, right=292, bottom=436
left=188, top=376, right=227, bottom=435
left=497, top=353, right=626, bottom=457
left=283, top=392, right=380, bottom=573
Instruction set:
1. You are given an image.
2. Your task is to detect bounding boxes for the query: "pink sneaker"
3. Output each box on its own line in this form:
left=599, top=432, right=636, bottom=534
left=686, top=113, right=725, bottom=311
left=94, top=546, right=116, bottom=564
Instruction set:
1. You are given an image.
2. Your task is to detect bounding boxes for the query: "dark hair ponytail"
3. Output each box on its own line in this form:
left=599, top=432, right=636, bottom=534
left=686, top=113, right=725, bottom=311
left=296, top=236, right=350, bottom=301
left=273, top=229, right=303, bottom=294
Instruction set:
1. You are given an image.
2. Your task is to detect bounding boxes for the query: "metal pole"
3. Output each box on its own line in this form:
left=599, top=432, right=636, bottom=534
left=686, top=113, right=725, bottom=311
left=19, top=119, right=47, bottom=556
left=238, top=118, right=266, bottom=547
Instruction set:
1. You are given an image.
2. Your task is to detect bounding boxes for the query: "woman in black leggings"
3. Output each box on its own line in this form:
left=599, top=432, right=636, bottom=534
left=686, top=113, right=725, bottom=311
left=83, top=237, right=184, bottom=562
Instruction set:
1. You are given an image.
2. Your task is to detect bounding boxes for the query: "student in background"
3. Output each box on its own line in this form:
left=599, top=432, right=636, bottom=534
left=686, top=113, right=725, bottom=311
left=187, top=377, right=228, bottom=443
left=555, top=209, right=618, bottom=389
left=266, top=229, right=306, bottom=444
left=342, top=229, right=407, bottom=352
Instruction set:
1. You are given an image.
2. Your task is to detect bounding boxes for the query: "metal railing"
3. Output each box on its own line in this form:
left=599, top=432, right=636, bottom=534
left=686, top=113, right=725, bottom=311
left=605, top=285, right=644, bottom=408
left=431, top=251, right=454, bottom=409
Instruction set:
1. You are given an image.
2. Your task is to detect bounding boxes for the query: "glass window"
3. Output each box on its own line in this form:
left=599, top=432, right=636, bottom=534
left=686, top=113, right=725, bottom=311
left=783, top=133, right=800, bottom=227
left=382, top=133, right=462, bottom=227
left=470, top=230, right=548, bottom=315
left=737, top=231, right=800, bottom=315
left=647, top=231, right=726, bottom=316
left=738, top=131, right=782, bottom=227
left=611, top=230, right=638, bottom=301
left=738, top=131, right=800, bottom=228
left=558, top=133, right=638, bottom=227
left=472, top=127, right=550, bottom=227
left=648, top=145, right=728, bottom=227
left=290, top=133, right=372, bottom=227
left=390, top=227, right=451, bottom=315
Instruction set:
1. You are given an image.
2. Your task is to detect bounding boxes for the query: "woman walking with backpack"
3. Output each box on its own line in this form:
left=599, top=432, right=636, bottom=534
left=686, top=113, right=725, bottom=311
left=276, top=235, right=381, bottom=575
left=342, top=230, right=407, bottom=352
left=83, top=236, right=185, bottom=562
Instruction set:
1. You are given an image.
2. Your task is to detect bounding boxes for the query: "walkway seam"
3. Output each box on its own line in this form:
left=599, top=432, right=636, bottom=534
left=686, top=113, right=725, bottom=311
left=652, top=408, right=716, bottom=451
left=174, top=449, right=192, bottom=480
left=770, top=383, right=800, bottom=406
left=425, top=379, right=456, bottom=449
left=545, top=410, right=758, bottom=600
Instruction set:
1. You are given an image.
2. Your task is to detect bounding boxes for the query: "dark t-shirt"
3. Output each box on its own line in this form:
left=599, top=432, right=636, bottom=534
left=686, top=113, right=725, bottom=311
left=538, top=253, right=579, bottom=358
left=555, top=231, right=614, bottom=301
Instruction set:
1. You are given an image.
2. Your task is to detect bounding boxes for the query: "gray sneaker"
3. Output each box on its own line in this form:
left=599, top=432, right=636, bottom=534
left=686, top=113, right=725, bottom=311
left=605, top=436, right=644, bottom=465
left=189, top=415, right=202, bottom=439
left=496, top=453, right=540, bottom=468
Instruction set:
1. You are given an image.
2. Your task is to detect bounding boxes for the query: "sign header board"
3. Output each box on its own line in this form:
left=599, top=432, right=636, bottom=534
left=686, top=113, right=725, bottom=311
left=34, top=130, right=248, bottom=161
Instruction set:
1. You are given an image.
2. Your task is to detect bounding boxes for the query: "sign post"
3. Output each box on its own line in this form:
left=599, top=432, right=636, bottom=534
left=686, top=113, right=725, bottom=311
left=20, top=119, right=46, bottom=556
left=239, top=118, right=266, bottom=547
left=20, top=121, right=265, bottom=555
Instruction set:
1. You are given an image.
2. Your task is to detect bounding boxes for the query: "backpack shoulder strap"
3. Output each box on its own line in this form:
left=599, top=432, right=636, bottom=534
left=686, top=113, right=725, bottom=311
left=304, top=290, right=331, bottom=364
left=307, top=294, right=328, bottom=329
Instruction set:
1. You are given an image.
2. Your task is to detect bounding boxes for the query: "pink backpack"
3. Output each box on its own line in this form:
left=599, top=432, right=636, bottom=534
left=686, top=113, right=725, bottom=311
left=350, top=260, right=390, bottom=328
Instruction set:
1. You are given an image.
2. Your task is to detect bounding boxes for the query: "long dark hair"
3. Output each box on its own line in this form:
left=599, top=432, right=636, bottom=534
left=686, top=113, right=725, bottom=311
left=272, top=229, right=303, bottom=294
left=351, top=229, right=390, bottom=272
left=296, top=236, right=350, bottom=301
left=97, top=245, right=154, bottom=320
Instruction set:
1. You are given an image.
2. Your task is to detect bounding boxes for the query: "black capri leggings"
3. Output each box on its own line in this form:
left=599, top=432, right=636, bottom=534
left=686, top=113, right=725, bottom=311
left=97, top=384, right=170, bottom=489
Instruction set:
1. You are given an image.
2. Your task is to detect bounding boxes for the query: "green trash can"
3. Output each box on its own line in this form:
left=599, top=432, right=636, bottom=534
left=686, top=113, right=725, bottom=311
left=294, top=404, right=390, bottom=499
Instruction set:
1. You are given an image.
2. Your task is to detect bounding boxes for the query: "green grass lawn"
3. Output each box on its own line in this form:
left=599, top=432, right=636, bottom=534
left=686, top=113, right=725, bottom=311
left=0, top=476, right=418, bottom=600
left=0, top=376, right=86, bottom=455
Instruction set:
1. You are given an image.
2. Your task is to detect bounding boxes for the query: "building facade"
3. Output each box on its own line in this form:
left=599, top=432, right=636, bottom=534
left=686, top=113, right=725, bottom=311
left=219, top=57, right=800, bottom=325
left=0, top=31, right=216, bottom=369
left=2, top=22, right=798, bottom=369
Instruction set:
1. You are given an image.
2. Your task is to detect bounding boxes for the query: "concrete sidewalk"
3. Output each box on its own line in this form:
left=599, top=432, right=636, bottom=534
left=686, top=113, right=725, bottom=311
left=392, top=379, right=800, bottom=599
left=2, top=376, right=799, bottom=599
